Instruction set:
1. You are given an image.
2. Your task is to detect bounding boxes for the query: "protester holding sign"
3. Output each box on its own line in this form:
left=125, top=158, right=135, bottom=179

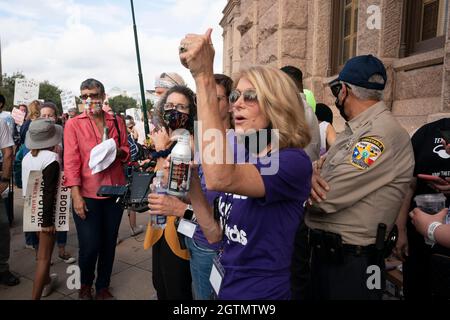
left=22, top=118, right=62, bottom=299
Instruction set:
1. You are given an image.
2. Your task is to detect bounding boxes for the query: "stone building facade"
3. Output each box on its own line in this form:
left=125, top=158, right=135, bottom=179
left=220, top=0, right=450, bottom=133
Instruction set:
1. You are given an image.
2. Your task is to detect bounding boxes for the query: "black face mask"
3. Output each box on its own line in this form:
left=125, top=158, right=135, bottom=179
left=163, top=109, right=190, bottom=131
left=243, top=125, right=273, bottom=155
left=335, top=89, right=349, bottom=122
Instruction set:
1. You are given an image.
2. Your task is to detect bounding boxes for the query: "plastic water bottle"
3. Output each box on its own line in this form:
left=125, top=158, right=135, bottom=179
left=151, top=171, right=167, bottom=229
left=167, top=134, right=191, bottom=198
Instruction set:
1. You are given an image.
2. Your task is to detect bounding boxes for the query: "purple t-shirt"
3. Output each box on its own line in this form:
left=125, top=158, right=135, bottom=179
left=193, top=131, right=236, bottom=250
left=192, top=164, right=222, bottom=250
left=217, top=148, right=312, bottom=300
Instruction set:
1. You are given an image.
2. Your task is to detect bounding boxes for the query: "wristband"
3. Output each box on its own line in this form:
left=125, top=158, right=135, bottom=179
left=427, top=221, right=443, bottom=242
left=0, top=177, right=9, bottom=183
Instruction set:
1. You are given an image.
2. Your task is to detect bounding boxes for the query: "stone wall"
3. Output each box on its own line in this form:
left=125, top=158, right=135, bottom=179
left=221, top=0, right=450, bottom=133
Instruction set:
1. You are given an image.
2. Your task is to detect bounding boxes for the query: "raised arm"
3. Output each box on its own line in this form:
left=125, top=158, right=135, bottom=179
left=179, top=29, right=265, bottom=198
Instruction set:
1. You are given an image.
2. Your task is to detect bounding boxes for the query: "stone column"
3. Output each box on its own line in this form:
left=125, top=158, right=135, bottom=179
left=236, top=0, right=257, bottom=71
left=279, top=0, right=309, bottom=71
left=256, top=0, right=280, bottom=67
left=442, top=0, right=450, bottom=113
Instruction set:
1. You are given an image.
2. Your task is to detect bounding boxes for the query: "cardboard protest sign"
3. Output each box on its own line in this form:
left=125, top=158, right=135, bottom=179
left=13, top=79, right=40, bottom=106
left=23, top=171, right=71, bottom=232
left=11, top=107, right=26, bottom=126
left=126, top=108, right=142, bottom=122
left=60, top=91, right=77, bottom=113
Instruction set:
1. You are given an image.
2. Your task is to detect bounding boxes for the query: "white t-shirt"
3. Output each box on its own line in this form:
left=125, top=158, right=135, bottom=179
left=300, top=93, right=321, bottom=162
left=0, top=112, right=15, bottom=138
left=0, top=118, right=14, bottom=149
left=22, top=150, right=59, bottom=197
left=319, top=121, right=330, bottom=156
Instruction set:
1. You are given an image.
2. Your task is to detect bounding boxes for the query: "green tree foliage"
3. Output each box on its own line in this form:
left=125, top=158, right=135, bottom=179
left=0, top=72, right=25, bottom=111
left=39, top=81, right=63, bottom=115
left=109, top=95, right=137, bottom=114
left=0, top=73, right=63, bottom=114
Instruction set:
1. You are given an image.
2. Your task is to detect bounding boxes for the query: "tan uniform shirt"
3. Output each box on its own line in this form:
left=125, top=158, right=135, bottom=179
left=305, top=102, right=414, bottom=246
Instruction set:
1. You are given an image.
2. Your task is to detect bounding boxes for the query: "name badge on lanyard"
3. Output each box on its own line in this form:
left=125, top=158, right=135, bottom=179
left=210, top=255, right=225, bottom=296
left=177, top=218, right=197, bottom=238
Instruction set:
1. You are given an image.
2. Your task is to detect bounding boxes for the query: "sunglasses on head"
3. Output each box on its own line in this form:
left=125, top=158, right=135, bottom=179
left=229, top=89, right=258, bottom=104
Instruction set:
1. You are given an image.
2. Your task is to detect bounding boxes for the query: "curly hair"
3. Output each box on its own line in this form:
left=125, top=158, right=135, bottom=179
left=153, top=85, right=197, bottom=134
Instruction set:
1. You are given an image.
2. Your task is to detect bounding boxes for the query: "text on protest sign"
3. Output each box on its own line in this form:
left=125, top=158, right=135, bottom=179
left=13, top=79, right=40, bottom=106
left=23, top=171, right=71, bottom=232
left=60, top=91, right=77, bottom=114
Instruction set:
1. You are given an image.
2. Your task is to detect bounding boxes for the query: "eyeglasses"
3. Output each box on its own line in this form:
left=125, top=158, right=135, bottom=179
left=80, top=93, right=102, bottom=101
left=163, top=103, right=190, bottom=112
left=229, top=89, right=258, bottom=104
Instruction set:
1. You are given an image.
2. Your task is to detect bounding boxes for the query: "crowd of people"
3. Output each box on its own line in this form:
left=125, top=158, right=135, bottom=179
left=0, top=28, right=449, bottom=301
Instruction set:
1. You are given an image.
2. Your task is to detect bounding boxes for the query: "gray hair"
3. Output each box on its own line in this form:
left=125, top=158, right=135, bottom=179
left=346, top=74, right=385, bottom=101
left=80, top=78, right=105, bottom=95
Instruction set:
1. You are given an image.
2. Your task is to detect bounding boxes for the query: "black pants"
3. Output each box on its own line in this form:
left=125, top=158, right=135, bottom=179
left=292, top=225, right=384, bottom=300
left=152, top=235, right=193, bottom=300
left=404, top=218, right=450, bottom=300
left=310, top=246, right=384, bottom=300
left=291, top=220, right=312, bottom=300
left=73, top=197, right=123, bottom=291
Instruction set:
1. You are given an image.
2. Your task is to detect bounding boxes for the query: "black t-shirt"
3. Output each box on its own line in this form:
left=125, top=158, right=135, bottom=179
left=409, top=118, right=450, bottom=255
left=411, top=117, right=450, bottom=207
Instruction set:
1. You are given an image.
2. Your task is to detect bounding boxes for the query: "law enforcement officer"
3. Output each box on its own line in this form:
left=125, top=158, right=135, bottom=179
left=292, top=55, right=415, bottom=300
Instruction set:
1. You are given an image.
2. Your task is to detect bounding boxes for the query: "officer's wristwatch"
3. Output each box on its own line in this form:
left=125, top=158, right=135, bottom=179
left=0, top=177, right=9, bottom=183
left=183, top=204, right=195, bottom=222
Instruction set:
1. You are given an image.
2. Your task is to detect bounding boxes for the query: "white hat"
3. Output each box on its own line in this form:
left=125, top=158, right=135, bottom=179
left=155, top=72, right=185, bottom=89
left=88, top=139, right=117, bottom=174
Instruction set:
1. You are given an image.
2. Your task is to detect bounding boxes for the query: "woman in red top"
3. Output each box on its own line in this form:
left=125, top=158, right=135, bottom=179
left=64, top=78, right=129, bottom=300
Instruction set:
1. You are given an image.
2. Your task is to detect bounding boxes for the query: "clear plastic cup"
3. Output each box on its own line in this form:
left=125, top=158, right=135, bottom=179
left=414, top=193, right=446, bottom=215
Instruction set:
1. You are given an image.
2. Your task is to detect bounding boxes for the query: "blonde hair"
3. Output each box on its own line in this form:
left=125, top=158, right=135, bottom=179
left=235, top=66, right=311, bottom=149
left=27, top=100, right=42, bottom=121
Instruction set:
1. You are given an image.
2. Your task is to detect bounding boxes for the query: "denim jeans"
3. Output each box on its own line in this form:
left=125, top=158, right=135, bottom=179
left=73, top=197, right=123, bottom=291
left=185, top=237, right=217, bottom=300
left=0, top=198, right=10, bottom=272
left=25, top=231, right=68, bottom=248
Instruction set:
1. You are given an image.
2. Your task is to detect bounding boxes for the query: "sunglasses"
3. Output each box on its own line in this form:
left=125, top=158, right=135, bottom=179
left=329, top=81, right=350, bottom=98
left=80, top=93, right=102, bottom=101
left=229, top=89, right=258, bottom=104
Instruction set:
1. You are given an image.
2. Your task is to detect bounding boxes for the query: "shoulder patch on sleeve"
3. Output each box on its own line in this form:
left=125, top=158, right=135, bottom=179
left=350, top=137, right=385, bottom=170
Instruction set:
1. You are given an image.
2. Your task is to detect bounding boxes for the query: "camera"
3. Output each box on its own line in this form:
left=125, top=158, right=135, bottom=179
left=97, top=171, right=156, bottom=213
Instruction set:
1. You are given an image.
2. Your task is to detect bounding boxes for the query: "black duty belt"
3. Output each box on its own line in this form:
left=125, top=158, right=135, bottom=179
left=308, top=228, right=377, bottom=257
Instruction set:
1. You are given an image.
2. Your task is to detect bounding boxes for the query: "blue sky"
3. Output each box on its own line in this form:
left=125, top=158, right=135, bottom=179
left=0, top=0, right=227, bottom=95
